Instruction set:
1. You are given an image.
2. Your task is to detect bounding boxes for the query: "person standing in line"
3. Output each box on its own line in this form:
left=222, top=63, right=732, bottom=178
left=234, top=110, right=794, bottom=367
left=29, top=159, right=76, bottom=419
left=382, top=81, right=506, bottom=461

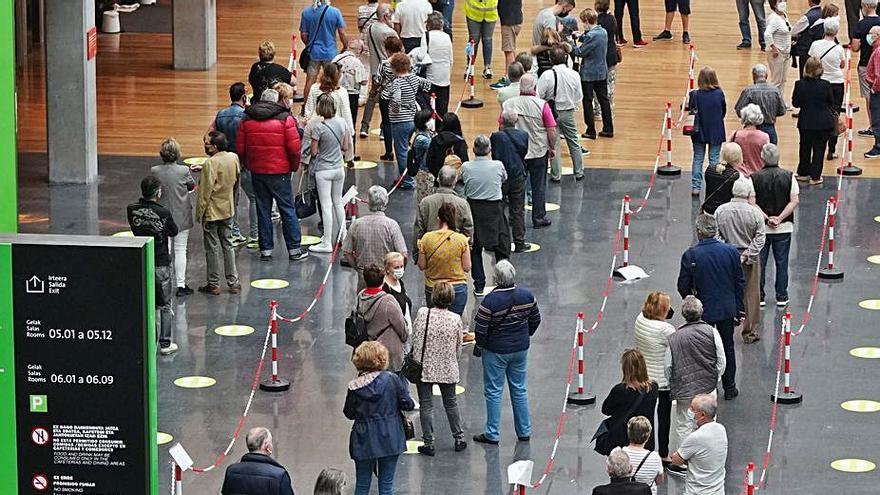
left=573, top=8, right=614, bottom=140
left=864, top=25, right=880, bottom=156
left=357, top=266, right=409, bottom=371
left=464, top=0, right=499, bottom=80
left=344, top=341, right=415, bottom=495
left=332, top=39, right=370, bottom=136
left=220, top=427, right=296, bottom=495
left=410, top=110, right=436, bottom=204
left=729, top=104, right=770, bottom=177
left=360, top=4, right=399, bottom=138
left=196, top=131, right=241, bottom=296
left=623, top=417, right=665, bottom=494
left=248, top=41, right=292, bottom=104
left=382, top=252, right=413, bottom=334
left=653, top=0, right=692, bottom=44
left=599, top=349, right=660, bottom=453
left=304, top=63, right=356, bottom=138
left=410, top=281, right=468, bottom=456
left=734, top=64, right=787, bottom=145
left=343, top=186, right=410, bottom=288
left=736, top=0, right=767, bottom=50
left=385, top=53, right=432, bottom=190
left=853, top=3, right=880, bottom=136
left=687, top=67, right=727, bottom=196
left=376, top=37, right=406, bottom=161
left=417, top=201, right=473, bottom=320
left=299, top=0, right=349, bottom=112
left=669, top=394, right=728, bottom=494
left=752, top=143, right=799, bottom=307
left=845, top=0, right=865, bottom=42
left=491, top=110, right=530, bottom=252
left=410, top=12, right=453, bottom=116
left=538, top=47, right=587, bottom=183
left=308, top=94, right=350, bottom=253
left=394, top=0, right=434, bottom=53
left=792, top=57, right=836, bottom=185
left=614, top=0, right=647, bottom=46
left=715, top=178, right=766, bottom=344
left=127, top=175, right=179, bottom=355
left=677, top=214, right=743, bottom=401
left=764, top=0, right=791, bottom=103
left=702, top=143, right=749, bottom=215
left=790, top=0, right=823, bottom=79
left=533, top=0, right=576, bottom=46
left=490, top=0, right=523, bottom=89
left=809, top=18, right=846, bottom=161
left=150, top=138, right=196, bottom=297
left=532, top=28, right=570, bottom=78
left=313, top=468, right=346, bottom=495
left=594, top=0, right=621, bottom=119
left=473, top=260, right=542, bottom=445
left=591, top=448, right=652, bottom=495
left=497, top=62, right=526, bottom=104
left=414, top=166, right=475, bottom=253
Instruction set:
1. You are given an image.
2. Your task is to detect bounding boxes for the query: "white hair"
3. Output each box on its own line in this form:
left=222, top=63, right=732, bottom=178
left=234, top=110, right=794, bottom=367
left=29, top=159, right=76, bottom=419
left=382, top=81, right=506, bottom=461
left=607, top=448, right=632, bottom=478
left=732, top=177, right=753, bottom=199
left=519, top=73, right=537, bottom=95
left=494, top=260, right=516, bottom=288
left=739, top=103, right=765, bottom=127
left=500, top=109, right=519, bottom=128
left=367, top=185, right=389, bottom=212
left=751, top=64, right=768, bottom=81
left=437, top=165, right=457, bottom=188
left=692, top=393, right=718, bottom=419
left=824, top=17, right=840, bottom=36
left=761, top=143, right=780, bottom=166
left=260, top=88, right=280, bottom=103
left=695, top=213, right=718, bottom=240
left=473, top=135, right=491, bottom=156
left=863, top=0, right=878, bottom=9
left=681, top=295, right=704, bottom=322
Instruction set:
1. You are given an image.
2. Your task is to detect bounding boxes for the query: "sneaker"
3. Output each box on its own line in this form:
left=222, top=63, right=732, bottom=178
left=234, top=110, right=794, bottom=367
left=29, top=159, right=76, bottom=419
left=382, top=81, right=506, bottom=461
left=858, top=128, right=874, bottom=137
left=246, top=238, right=259, bottom=249
left=289, top=248, right=309, bottom=261
left=724, top=387, right=739, bottom=400
left=809, top=178, right=824, bottom=185
left=864, top=149, right=880, bottom=159
left=228, top=284, right=242, bottom=294
left=482, top=67, right=493, bottom=80
left=379, top=130, right=384, bottom=140
left=513, top=243, right=532, bottom=253
left=760, top=298, right=766, bottom=307
left=198, top=284, right=221, bottom=295
left=230, top=234, right=247, bottom=246
left=581, top=148, right=591, bottom=156
left=581, top=131, right=597, bottom=140
left=826, top=152, right=838, bottom=161
left=598, top=131, right=614, bottom=138
left=575, top=173, right=585, bottom=181
left=417, top=445, right=436, bottom=456
left=517, top=436, right=530, bottom=442
left=176, top=286, right=194, bottom=297
left=379, top=153, right=395, bottom=161
left=760, top=43, right=766, bottom=51
left=736, top=42, right=752, bottom=50
left=776, top=297, right=790, bottom=307
left=633, top=40, right=649, bottom=47
left=473, top=433, right=499, bottom=445
left=743, top=334, right=761, bottom=344
left=653, top=30, right=673, bottom=40
left=454, top=440, right=468, bottom=452
left=359, top=129, right=369, bottom=139
left=309, top=242, right=334, bottom=253
left=550, top=176, right=562, bottom=183
left=490, top=76, right=510, bottom=89
left=617, top=39, right=629, bottom=47
left=795, top=175, right=810, bottom=182
left=682, top=32, right=691, bottom=44
left=260, top=252, right=272, bottom=261
left=473, top=287, right=487, bottom=297
left=160, top=342, right=179, bottom=355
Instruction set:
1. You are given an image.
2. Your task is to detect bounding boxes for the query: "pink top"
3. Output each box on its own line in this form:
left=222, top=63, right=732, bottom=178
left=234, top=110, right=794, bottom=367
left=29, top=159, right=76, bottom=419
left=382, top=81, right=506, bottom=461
left=730, top=128, right=770, bottom=177
left=496, top=101, right=557, bottom=128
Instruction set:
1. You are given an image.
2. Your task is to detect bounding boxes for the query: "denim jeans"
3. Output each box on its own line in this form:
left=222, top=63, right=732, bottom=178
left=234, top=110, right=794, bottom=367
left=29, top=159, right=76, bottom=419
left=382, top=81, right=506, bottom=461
left=736, top=0, right=767, bottom=45
left=524, top=156, right=548, bottom=223
left=155, top=265, right=174, bottom=347
left=481, top=349, right=531, bottom=441
left=870, top=92, right=880, bottom=153
left=380, top=99, right=393, bottom=155
left=441, top=0, right=455, bottom=37
left=203, top=218, right=240, bottom=287
left=691, top=141, right=721, bottom=191
left=466, top=18, right=496, bottom=67
left=354, top=455, right=399, bottom=495
left=760, top=232, right=791, bottom=301
left=239, top=169, right=259, bottom=239
left=757, top=123, right=778, bottom=145
left=709, top=318, right=737, bottom=391
left=391, top=121, right=416, bottom=188
left=416, top=382, right=465, bottom=445
left=425, top=283, right=467, bottom=316
left=251, top=173, right=302, bottom=255
left=551, top=109, right=584, bottom=179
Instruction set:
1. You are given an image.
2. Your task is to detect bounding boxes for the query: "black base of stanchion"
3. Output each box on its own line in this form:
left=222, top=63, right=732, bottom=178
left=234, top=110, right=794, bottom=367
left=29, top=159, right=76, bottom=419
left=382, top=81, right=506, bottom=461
left=260, top=378, right=291, bottom=392
left=771, top=391, right=803, bottom=404
left=839, top=165, right=863, bottom=176
left=818, top=268, right=845, bottom=280
left=567, top=392, right=596, bottom=405
left=461, top=98, right=484, bottom=109
left=657, top=165, right=682, bottom=177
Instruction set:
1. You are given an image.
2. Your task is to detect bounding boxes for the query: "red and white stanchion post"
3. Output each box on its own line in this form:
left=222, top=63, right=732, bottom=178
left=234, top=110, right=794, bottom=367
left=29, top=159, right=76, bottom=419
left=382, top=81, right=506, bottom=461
left=770, top=312, right=803, bottom=404
left=174, top=462, right=183, bottom=495
left=461, top=40, right=483, bottom=109
left=622, top=195, right=630, bottom=267
left=657, top=102, right=681, bottom=176
left=746, top=462, right=755, bottom=495
left=839, top=101, right=862, bottom=176
left=819, top=197, right=844, bottom=280
left=567, top=312, right=596, bottom=405
left=514, top=485, right=527, bottom=495
left=260, top=300, right=291, bottom=392
left=290, top=34, right=304, bottom=102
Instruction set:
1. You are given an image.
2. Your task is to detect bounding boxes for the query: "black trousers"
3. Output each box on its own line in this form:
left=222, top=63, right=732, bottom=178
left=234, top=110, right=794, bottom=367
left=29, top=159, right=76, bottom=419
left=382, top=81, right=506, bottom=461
left=582, top=80, right=613, bottom=134
left=827, top=83, right=844, bottom=155
left=614, top=0, right=643, bottom=42
left=431, top=84, right=450, bottom=117
left=349, top=92, right=360, bottom=158
left=798, top=128, right=831, bottom=180
left=710, top=318, right=737, bottom=391
left=845, top=0, right=861, bottom=41
left=502, top=175, right=527, bottom=247
left=656, top=389, right=672, bottom=458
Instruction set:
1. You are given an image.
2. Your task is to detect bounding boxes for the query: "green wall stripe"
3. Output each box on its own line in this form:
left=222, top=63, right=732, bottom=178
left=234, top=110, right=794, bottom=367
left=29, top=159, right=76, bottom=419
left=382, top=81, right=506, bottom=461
left=0, top=2, right=17, bottom=234
left=0, top=244, right=18, bottom=494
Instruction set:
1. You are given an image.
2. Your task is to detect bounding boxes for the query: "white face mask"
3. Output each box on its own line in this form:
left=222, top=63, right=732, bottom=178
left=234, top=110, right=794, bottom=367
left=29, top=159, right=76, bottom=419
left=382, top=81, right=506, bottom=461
left=392, top=268, right=405, bottom=280
left=778, top=2, right=787, bottom=14
left=426, top=118, right=436, bottom=132
left=686, top=408, right=697, bottom=426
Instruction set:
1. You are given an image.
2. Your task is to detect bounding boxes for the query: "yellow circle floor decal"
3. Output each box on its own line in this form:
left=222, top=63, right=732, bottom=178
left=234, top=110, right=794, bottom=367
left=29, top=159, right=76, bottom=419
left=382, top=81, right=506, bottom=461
left=875, top=216, right=880, bottom=223
left=560, top=166, right=574, bottom=176
left=157, top=432, right=173, bottom=445
left=214, top=325, right=255, bottom=337
left=868, top=255, right=880, bottom=265
left=858, top=299, right=880, bottom=310
left=371, top=128, right=381, bottom=136
left=112, top=230, right=134, bottom=237
left=841, top=400, right=880, bottom=413
left=850, top=347, right=880, bottom=359
left=173, top=376, right=216, bottom=389
left=183, top=157, right=208, bottom=166
left=404, top=440, right=425, bottom=454
left=510, top=243, right=541, bottom=253
left=830, top=459, right=876, bottom=473
left=250, top=279, right=290, bottom=290
left=353, top=160, right=378, bottom=169
left=432, top=384, right=465, bottom=396
left=301, top=235, right=322, bottom=246
left=525, top=203, right=560, bottom=212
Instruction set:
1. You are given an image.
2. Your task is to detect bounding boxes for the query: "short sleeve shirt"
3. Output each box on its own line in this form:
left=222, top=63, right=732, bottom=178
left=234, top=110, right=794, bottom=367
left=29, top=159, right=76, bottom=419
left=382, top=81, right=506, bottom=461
left=678, top=422, right=728, bottom=495
left=311, top=117, right=347, bottom=172
left=299, top=5, right=346, bottom=61
left=855, top=16, right=880, bottom=67
left=622, top=447, right=663, bottom=495
left=419, top=230, right=469, bottom=286
left=809, top=40, right=845, bottom=84
left=532, top=8, right=559, bottom=46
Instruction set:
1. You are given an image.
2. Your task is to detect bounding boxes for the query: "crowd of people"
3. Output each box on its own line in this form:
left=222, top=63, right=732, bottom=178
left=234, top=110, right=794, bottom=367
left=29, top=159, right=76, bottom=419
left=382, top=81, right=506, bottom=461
left=120, top=0, right=878, bottom=493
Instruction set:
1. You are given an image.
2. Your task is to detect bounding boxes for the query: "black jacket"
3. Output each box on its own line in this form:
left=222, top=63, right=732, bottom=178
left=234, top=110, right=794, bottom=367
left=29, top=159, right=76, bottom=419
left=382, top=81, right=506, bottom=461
left=792, top=78, right=835, bottom=131
left=426, top=132, right=469, bottom=176
left=597, top=13, right=619, bottom=67
left=248, top=61, right=293, bottom=102
left=221, top=453, right=295, bottom=495
left=126, top=198, right=178, bottom=267
left=592, top=477, right=652, bottom=495
left=600, top=383, right=659, bottom=451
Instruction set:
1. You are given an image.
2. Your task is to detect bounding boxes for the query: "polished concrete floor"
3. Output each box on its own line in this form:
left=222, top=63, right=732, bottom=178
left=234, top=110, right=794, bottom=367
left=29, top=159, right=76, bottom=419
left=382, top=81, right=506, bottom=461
left=17, top=152, right=880, bottom=494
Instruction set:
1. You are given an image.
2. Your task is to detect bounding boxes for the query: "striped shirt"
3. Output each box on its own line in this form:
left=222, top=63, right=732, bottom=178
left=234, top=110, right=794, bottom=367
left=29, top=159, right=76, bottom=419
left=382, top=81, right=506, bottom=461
left=474, top=286, right=542, bottom=354
left=622, top=447, right=663, bottom=495
left=386, top=73, right=431, bottom=123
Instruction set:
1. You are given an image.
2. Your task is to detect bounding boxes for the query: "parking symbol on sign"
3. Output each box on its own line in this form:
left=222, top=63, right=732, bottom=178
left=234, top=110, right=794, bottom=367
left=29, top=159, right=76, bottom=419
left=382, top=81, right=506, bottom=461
left=32, top=474, right=48, bottom=491
left=31, top=427, right=50, bottom=446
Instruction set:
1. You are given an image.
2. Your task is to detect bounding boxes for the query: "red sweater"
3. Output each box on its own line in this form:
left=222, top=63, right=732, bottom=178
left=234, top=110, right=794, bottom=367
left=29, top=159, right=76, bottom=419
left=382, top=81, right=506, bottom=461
left=236, top=102, right=301, bottom=174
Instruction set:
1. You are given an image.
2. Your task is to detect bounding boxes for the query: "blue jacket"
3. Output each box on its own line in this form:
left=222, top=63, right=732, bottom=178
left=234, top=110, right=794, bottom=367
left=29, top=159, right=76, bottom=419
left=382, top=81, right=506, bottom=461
left=215, top=103, right=246, bottom=152
left=220, top=453, right=295, bottom=495
left=474, top=286, right=541, bottom=354
left=572, top=25, right=608, bottom=82
left=343, top=371, right=415, bottom=460
left=490, top=128, right=528, bottom=180
left=688, top=89, right=727, bottom=145
left=677, top=238, right=745, bottom=323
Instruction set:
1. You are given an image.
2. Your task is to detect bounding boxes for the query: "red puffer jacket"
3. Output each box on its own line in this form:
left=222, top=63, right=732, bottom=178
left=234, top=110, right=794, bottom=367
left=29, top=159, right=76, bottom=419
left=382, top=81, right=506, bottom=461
left=236, top=101, right=302, bottom=174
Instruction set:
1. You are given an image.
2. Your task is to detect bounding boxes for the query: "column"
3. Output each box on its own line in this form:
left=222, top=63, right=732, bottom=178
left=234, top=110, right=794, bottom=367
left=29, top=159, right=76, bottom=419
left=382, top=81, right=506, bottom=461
left=0, top=1, right=17, bottom=232
left=45, top=0, right=98, bottom=184
left=173, top=0, right=217, bottom=70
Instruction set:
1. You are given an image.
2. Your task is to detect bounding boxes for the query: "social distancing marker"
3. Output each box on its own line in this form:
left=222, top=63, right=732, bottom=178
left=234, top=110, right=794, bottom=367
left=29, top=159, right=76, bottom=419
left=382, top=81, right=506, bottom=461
left=850, top=347, right=880, bottom=359
left=404, top=440, right=425, bottom=454
left=432, top=384, right=465, bottom=396
left=301, top=235, right=322, bottom=246
left=525, top=203, right=560, bottom=212
left=830, top=459, right=876, bottom=473
left=214, top=325, right=255, bottom=337
left=370, top=128, right=381, bottom=136
left=841, top=400, right=880, bottom=413
left=173, top=376, right=216, bottom=389
left=183, top=157, right=208, bottom=166
left=858, top=299, right=880, bottom=310
left=157, top=432, right=173, bottom=445
left=112, top=230, right=134, bottom=237
left=560, top=166, right=574, bottom=176
left=353, top=161, right=378, bottom=170
left=868, top=255, right=880, bottom=265
left=874, top=216, right=880, bottom=223
left=510, top=242, right=541, bottom=253
left=250, top=279, right=289, bottom=290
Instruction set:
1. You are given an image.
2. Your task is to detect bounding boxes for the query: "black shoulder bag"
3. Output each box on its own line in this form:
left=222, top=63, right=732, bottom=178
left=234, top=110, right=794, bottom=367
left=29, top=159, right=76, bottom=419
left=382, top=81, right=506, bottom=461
left=546, top=69, right=559, bottom=119
left=300, top=5, right=330, bottom=71
left=630, top=450, right=653, bottom=484
left=400, top=309, right=432, bottom=383
left=473, top=294, right=516, bottom=357
left=591, top=390, right=647, bottom=455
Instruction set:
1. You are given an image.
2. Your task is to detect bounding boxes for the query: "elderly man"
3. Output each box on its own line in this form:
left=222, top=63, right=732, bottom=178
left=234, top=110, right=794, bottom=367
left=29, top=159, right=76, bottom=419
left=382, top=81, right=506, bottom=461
left=592, top=448, right=652, bottom=495
left=734, top=64, right=787, bottom=144
left=414, top=165, right=475, bottom=257
left=539, top=46, right=587, bottom=182
left=360, top=4, right=398, bottom=138
left=491, top=109, right=531, bottom=252
left=851, top=0, right=880, bottom=137
left=501, top=73, right=558, bottom=229
left=752, top=143, right=798, bottom=307
left=221, top=427, right=295, bottom=495
left=715, top=178, right=766, bottom=344
left=669, top=394, right=728, bottom=494
left=343, top=185, right=409, bottom=289
left=473, top=260, right=542, bottom=445
left=461, top=135, right=510, bottom=296
left=496, top=62, right=525, bottom=104
left=862, top=24, right=880, bottom=158
left=677, top=214, right=743, bottom=400
left=664, top=296, right=726, bottom=469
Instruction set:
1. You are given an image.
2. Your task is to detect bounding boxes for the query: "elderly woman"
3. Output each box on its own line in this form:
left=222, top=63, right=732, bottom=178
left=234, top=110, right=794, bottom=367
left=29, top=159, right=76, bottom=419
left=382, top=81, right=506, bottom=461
left=808, top=18, right=846, bottom=161
left=308, top=94, right=350, bottom=253
left=592, top=448, right=652, bottom=494
left=729, top=103, right=770, bottom=177
left=150, top=138, right=196, bottom=297
left=356, top=265, right=409, bottom=371
left=410, top=282, right=466, bottom=456
left=765, top=0, right=791, bottom=99
left=702, top=142, right=745, bottom=215
left=598, top=349, right=659, bottom=455
left=623, top=417, right=665, bottom=494
left=573, top=9, right=613, bottom=139
left=633, top=292, right=675, bottom=462
left=473, top=260, right=542, bottom=445
left=688, top=67, right=727, bottom=195
left=382, top=251, right=413, bottom=334
left=792, top=56, right=835, bottom=185
left=384, top=53, right=432, bottom=190
left=417, top=202, right=471, bottom=318
left=344, top=341, right=415, bottom=495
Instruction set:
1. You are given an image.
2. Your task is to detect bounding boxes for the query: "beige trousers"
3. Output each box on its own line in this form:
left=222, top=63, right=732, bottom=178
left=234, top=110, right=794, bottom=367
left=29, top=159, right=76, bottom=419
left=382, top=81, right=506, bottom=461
left=742, top=259, right=762, bottom=339
left=767, top=51, right=790, bottom=98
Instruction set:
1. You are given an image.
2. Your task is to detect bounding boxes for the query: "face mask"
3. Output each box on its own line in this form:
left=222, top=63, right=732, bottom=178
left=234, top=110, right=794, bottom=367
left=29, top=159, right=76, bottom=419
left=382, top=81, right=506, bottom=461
left=686, top=408, right=697, bottom=426
left=778, top=2, right=787, bottom=13
left=869, top=34, right=876, bottom=47
left=392, top=268, right=405, bottom=280
left=204, top=145, right=214, bottom=156
left=426, top=118, right=436, bottom=132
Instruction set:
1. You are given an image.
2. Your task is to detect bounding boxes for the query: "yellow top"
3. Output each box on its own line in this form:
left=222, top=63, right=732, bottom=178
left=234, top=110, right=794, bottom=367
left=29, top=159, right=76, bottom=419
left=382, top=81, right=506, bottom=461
left=418, top=230, right=469, bottom=287
left=463, top=0, right=498, bottom=23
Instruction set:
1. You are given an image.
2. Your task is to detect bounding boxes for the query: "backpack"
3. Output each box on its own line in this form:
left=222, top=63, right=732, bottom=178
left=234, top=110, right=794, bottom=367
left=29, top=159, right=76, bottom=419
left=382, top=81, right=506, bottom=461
left=344, top=296, right=386, bottom=348
left=426, top=133, right=464, bottom=176
left=406, top=131, right=431, bottom=177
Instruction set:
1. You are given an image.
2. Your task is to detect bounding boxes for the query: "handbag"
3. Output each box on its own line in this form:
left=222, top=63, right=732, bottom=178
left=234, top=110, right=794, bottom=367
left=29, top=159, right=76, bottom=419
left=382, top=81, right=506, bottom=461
left=294, top=172, right=318, bottom=219
left=300, top=5, right=330, bottom=71
left=834, top=113, right=846, bottom=135
left=591, top=390, right=648, bottom=455
left=546, top=69, right=559, bottom=119
left=400, top=411, right=416, bottom=440
left=400, top=308, right=431, bottom=383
